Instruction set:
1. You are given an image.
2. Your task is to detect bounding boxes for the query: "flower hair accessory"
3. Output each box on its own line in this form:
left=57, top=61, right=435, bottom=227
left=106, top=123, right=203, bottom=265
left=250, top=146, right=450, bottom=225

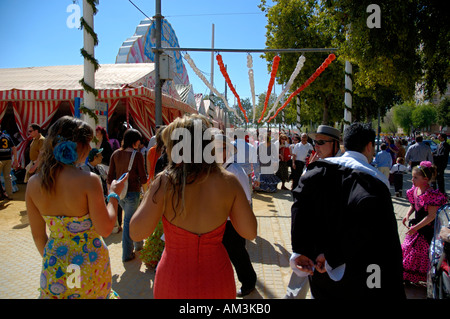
left=53, top=139, right=78, bottom=165
left=419, top=161, right=432, bottom=168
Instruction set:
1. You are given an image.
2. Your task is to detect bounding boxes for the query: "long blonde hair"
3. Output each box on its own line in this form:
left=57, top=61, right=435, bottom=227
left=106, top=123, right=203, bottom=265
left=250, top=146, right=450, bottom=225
left=154, top=114, right=220, bottom=220
left=39, top=116, right=93, bottom=193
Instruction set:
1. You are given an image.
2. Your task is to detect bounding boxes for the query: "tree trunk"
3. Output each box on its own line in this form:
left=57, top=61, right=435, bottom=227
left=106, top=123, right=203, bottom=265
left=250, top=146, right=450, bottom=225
left=322, top=95, right=329, bottom=125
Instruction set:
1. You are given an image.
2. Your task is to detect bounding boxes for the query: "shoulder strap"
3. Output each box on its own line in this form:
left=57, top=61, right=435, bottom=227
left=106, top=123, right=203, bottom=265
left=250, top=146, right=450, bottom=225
left=128, top=150, right=137, bottom=171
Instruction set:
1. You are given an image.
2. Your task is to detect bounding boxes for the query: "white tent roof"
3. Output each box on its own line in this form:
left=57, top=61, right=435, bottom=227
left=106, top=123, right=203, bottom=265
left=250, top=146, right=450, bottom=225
left=0, top=64, right=155, bottom=91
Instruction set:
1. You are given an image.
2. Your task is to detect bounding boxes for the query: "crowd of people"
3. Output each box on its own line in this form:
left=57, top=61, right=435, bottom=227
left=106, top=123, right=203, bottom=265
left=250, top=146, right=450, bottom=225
left=4, top=113, right=447, bottom=299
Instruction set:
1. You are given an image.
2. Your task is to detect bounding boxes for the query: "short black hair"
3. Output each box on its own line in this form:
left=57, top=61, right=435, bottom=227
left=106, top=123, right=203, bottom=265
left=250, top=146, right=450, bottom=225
left=344, top=122, right=375, bottom=153
left=122, top=128, right=142, bottom=149
left=29, top=123, right=41, bottom=133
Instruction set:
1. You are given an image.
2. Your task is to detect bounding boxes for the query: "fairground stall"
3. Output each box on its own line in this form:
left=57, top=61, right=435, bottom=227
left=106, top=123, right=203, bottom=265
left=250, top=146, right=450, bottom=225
left=0, top=63, right=197, bottom=167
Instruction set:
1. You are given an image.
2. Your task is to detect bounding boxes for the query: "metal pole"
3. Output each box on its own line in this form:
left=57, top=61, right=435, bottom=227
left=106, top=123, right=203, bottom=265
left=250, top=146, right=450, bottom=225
left=377, top=107, right=381, bottom=153
left=296, top=96, right=301, bottom=132
left=154, top=0, right=163, bottom=126
left=210, top=24, right=215, bottom=96
left=155, top=47, right=338, bottom=53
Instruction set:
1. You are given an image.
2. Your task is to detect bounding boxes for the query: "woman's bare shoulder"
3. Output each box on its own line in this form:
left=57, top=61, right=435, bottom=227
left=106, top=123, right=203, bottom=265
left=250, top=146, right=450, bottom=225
left=211, top=167, right=241, bottom=188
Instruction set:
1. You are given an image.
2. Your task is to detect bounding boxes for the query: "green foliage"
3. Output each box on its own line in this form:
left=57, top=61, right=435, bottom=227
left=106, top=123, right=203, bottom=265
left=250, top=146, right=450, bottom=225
left=392, top=101, right=415, bottom=135
left=259, top=0, right=450, bottom=127
left=436, top=97, right=450, bottom=128
left=260, top=0, right=345, bottom=126
left=139, top=219, right=165, bottom=268
left=412, top=103, right=437, bottom=129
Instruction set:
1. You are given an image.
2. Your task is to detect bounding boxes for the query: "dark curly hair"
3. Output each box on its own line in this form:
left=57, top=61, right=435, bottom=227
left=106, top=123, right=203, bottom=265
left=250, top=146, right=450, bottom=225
left=39, top=116, right=93, bottom=193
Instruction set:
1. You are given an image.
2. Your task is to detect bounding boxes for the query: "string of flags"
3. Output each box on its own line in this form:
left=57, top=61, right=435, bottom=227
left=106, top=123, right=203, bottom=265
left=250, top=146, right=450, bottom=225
left=184, top=51, right=337, bottom=125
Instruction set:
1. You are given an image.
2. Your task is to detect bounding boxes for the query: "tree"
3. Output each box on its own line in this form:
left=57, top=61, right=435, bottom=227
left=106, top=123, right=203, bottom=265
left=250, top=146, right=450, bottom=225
left=392, top=101, right=415, bottom=135
left=412, top=103, right=437, bottom=130
left=326, top=0, right=450, bottom=100
left=436, top=97, right=450, bottom=130
left=380, top=109, right=398, bottom=135
left=259, top=0, right=345, bottom=126
left=260, top=0, right=450, bottom=129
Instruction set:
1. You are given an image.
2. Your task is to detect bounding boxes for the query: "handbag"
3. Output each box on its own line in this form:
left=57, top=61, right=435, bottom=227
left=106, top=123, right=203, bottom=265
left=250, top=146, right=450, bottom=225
left=119, top=150, right=137, bottom=199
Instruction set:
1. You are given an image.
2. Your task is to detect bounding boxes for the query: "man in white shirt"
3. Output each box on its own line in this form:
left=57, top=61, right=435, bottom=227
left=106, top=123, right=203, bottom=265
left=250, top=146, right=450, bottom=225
left=291, top=133, right=314, bottom=190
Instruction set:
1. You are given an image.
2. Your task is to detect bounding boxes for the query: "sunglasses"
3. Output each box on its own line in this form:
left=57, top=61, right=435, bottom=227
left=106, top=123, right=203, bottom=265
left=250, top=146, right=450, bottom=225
left=313, top=139, right=334, bottom=146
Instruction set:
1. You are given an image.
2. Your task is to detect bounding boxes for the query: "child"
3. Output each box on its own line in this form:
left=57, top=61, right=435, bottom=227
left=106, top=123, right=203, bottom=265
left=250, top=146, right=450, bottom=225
left=390, top=157, right=408, bottom=197
left=401, top=161, right=447, bottom=284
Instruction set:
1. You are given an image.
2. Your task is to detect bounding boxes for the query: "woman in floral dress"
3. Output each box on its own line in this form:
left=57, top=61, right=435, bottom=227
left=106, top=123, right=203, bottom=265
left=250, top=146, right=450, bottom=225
left=26, top=116, right=127, bottom=299
left=402, top=161, right=447, bottom=284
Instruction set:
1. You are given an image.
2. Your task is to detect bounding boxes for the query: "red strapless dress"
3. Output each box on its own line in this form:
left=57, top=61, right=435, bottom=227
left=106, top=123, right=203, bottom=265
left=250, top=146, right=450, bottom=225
left=153, top=216, right=236, bottom=299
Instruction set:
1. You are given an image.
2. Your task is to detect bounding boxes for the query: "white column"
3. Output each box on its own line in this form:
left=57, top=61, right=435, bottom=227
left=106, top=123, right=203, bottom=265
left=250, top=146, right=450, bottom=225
left=296, top=96, right=301, bottom=132
left=82, top=0, right=96, bottom=130
left=344, top=61, right=352, bottom=131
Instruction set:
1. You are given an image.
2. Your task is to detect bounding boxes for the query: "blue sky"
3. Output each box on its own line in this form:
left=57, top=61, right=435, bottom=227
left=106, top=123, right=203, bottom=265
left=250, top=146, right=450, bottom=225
left=0, top=0, right=278, bottom=105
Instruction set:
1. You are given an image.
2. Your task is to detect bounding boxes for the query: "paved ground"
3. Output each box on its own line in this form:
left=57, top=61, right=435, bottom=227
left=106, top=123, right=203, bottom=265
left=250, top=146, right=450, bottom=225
left=1, top=167, right=444, bottom=299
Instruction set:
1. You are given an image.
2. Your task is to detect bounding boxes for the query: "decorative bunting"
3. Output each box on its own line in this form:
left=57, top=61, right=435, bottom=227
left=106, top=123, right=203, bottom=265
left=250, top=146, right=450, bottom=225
left=247, top=54, right=257, bottom=123
left=263, top=55, right=305, bottom=122
left=183, top=53, right=243, bottom=122
left=216, top=54, right=248, bottom=122
left=267, top=53, right=336, bottom=123
left=258, top=55, right=280, bottom=123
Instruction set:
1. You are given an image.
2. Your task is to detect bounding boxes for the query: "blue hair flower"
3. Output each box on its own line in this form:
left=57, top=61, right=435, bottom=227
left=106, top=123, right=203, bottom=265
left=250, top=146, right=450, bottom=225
left=53, top=141, right=78, bottom=165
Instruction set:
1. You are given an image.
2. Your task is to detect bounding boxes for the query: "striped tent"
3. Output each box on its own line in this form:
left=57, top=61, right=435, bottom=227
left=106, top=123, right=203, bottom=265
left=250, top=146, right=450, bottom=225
left=0, top=63, right=197, bottom=166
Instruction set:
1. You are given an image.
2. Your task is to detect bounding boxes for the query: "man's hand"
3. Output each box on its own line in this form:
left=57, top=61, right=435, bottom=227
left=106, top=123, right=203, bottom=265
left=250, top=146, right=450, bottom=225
left=315, top=253, right=327, bottom=273
left=294, top=254, right=315, bottom=276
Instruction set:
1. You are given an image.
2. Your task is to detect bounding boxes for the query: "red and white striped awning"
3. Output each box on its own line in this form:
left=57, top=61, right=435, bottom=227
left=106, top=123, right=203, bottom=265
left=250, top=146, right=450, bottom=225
left=0, top=64, right=197, bottom=166
left=0, top=86, right=195, bottom=116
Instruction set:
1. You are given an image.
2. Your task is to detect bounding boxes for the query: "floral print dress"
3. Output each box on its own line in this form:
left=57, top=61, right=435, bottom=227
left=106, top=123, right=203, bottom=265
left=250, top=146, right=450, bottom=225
left=402, top=186, right=447, bottom=283
left=39, top=214, right=118, bottom=299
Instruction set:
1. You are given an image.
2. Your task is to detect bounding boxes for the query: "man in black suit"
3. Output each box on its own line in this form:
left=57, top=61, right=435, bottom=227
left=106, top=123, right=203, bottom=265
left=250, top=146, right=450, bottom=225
left=290, top=123, right=405, bottom=299
left=433, top=133, right=450, bottom=195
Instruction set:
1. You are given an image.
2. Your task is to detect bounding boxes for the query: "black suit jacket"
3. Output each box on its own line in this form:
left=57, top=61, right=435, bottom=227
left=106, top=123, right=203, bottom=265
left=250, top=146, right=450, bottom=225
left=291, top=160, right=405, bottom=299
left=434, top=141, right=450, bottom=170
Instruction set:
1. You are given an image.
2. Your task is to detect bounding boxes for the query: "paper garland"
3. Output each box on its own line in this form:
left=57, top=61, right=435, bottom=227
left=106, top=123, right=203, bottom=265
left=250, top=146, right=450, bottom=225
left=258, top=55, right=280, bottom=123
left=183, top=53, right=243, bottom=122
left=267, top=53, right=336, bottom=123
left=262, top=55, right=306, bottom=122
left=216, top=54, right=249, bottom=122
left=247, top=54, right=257, bottom=123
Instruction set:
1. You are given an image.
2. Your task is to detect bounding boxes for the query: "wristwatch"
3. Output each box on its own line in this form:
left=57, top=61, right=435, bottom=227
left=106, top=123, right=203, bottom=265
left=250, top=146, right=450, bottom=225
left=107, top=192, right=120, bottom=203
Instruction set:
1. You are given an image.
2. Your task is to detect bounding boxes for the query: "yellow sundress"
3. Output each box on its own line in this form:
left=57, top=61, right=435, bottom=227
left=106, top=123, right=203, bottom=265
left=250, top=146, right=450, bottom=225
left=39, top=214, right=118, bottom=299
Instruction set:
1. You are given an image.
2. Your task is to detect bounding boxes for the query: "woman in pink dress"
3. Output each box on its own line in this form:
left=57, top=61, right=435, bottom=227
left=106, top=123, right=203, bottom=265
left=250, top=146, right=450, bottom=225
left=130, top=114, right=257, bottom=299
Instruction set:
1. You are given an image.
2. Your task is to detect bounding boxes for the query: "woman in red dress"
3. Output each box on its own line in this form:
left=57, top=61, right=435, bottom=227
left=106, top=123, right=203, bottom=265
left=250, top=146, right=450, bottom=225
left=130, top=114, right=257, bottom=299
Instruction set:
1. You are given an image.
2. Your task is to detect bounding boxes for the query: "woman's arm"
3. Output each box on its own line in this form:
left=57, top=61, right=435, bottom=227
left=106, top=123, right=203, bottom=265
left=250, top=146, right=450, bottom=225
left=229, top=176, right=257, bottom=240
left=130, top=175, right=165, bottom=241
left=25, top=178, right=47, bottom=257
left=88, top=173, right=128, bottom=238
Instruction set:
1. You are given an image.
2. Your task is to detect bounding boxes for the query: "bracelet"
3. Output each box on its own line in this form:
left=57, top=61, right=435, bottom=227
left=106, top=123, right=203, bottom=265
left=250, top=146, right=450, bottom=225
left=107, top=192, right=120, bottom=203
